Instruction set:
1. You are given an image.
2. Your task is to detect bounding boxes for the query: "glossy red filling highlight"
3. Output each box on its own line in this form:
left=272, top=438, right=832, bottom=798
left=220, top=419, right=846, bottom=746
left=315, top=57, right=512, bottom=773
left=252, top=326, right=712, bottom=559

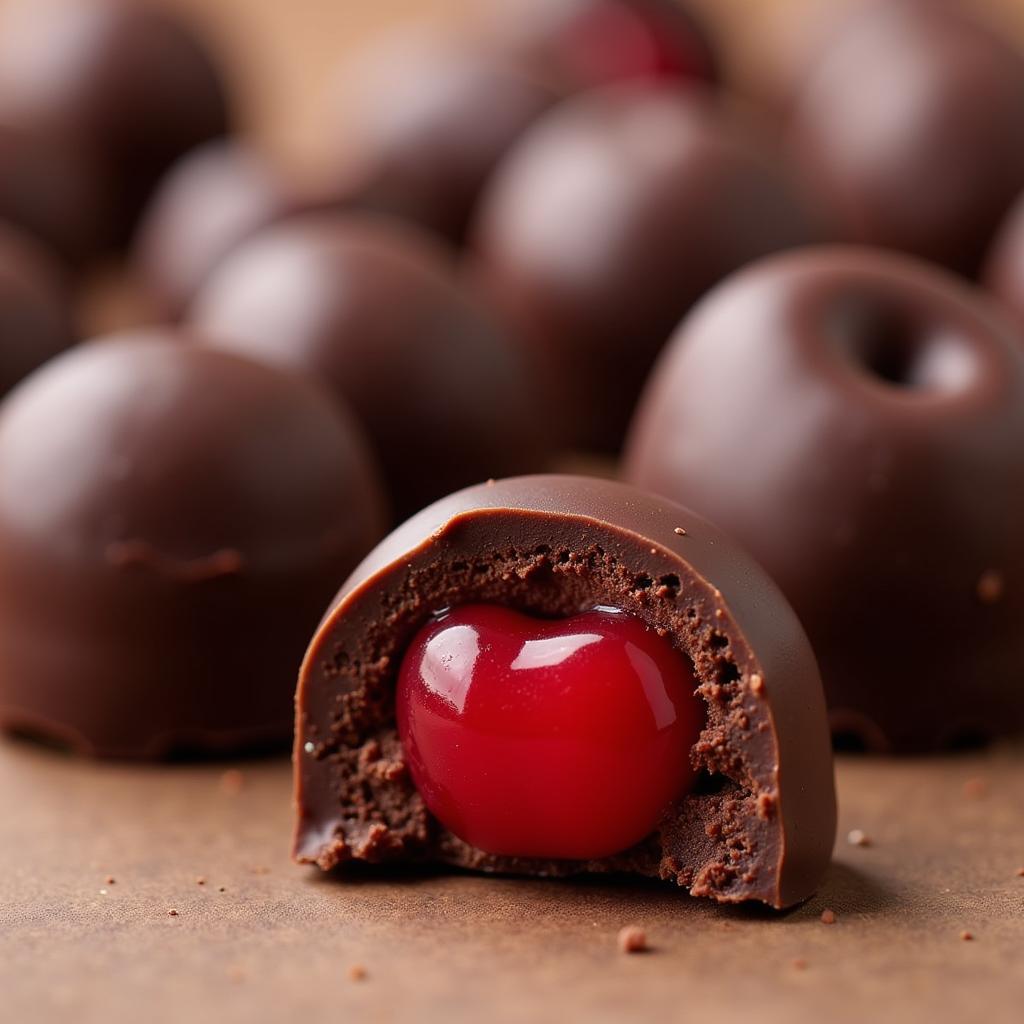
left=396, top=603, right=704, bottom=860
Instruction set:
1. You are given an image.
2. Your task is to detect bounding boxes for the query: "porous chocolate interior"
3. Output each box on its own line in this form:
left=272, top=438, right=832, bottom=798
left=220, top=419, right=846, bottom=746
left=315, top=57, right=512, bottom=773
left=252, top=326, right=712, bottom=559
left=298, top=538, right=780, bottom=903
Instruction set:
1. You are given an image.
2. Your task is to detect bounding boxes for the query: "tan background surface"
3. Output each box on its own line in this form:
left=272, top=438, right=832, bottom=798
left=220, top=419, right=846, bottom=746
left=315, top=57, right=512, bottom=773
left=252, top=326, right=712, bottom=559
left=2, top=2, right=1024, bottom=1022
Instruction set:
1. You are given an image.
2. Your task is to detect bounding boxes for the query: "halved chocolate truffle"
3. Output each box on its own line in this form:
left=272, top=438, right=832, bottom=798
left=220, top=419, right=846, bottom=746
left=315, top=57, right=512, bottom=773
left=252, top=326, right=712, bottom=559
left=191, top=213, right=546, bottom=520
left=294, top=475, right=836, bottom=909
left=625, top=247, right=1024, bottom=752
left=470, top=83, right=823, bottom=452
left=0, top=334, right=387, bottom=758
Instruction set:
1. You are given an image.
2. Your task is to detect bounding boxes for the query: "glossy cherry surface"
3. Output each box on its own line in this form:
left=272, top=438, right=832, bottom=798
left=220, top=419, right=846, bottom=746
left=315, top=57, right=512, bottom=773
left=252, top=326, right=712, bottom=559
left=396, top=603, right=704, bottom=860
left=558, top=1, right=713, bottom=85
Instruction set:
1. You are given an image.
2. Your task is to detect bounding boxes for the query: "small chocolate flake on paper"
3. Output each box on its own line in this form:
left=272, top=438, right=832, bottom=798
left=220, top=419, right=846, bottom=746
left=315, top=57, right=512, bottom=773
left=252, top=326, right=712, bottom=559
left=820, top=909, right=837, bottom=925
left=348, top=964, right=368, bottom=982
left=976, top=570, right=1004, bottom=604
left=219, top=769, right=244, bottom=796
left=1016, top=866, right=1024, bottom=878
left=167, top=909, right=179, bottom=917
left=104, top=876, right=116, bottom=885
left=963, top=777, right=989, bottom=799
left=617, top=926, right=648, bottom=954
left=960, top=931, right=974, bottom=942
left=196, top=877, right=206, bottom=886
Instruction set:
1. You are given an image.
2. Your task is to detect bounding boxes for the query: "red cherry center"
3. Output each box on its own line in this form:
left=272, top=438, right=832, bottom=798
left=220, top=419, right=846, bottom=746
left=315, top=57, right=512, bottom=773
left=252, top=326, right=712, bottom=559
left=564, top=1, right=711, bottom=85
left=396, top=603, right=704, bottom=860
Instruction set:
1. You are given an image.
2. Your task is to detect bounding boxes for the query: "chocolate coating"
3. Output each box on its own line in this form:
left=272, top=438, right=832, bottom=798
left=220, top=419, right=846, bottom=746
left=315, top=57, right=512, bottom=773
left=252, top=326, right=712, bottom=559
left=788, top=0, right=1024, bottom=275
left=0, top=335, right=387, bottom=758
left=0, top=123, right=109, bottom=266
left=133, top=141, right=303, bottom=320
left=0, top=0, right=231, bottom=241
left=483, top=0, right=718, bottom=91
left=625, top=247, right=1024, bottom=752
left=190, top=213, right=546, bottom=521
left=293, top=475, right=836, bottom=909
left=984, top=188, right=1024, bottom=329
left=471, top=83, right=823, bottom=452
left=336, top=32, right=558, bottom=244
left=0, top=222, right=74, bottom=395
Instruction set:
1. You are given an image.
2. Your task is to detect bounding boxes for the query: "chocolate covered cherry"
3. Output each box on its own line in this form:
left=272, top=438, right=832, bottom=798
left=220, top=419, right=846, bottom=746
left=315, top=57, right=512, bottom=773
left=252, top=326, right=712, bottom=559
left=397, top=604, right=703, bottom=860
left=294, top=475, right=836, bottom=908
left=788, top=0, right=1024, bottom=275
left=483, top=0, right=718, bottom=91
left=471, top=83, right=822, bottom=452
left=625, top=247, right=1024, bottom=752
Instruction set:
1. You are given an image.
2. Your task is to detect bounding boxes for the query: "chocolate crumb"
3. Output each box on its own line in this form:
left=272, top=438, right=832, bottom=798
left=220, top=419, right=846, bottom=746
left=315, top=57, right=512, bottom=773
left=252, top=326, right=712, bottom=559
left=348, top=964, right=368, bottom=982
left=673, top=527, right=687, bottom=536
left=167, top=909, right=178, bottom=917
left=196, top=877, right=206, bottom=886
left=820, top=909, right=837, bottom=925
left=976, top=570, right=1004, bottom=604
left=791, top=958, right=808, bottom=971
left=963, top=777, right=989, bottom=799
left=219, top=769, right=244, bottom=795
left=847, top=829, right=872, bottom=847
left=1016, top=867, right=1024, bottom=878
left=218, top=886, right=227, bottom=893
left=960, top=931, right=974, bottom=942
left=104, top=876, right=116, bottom=885
left=617, top=925, right=648, bottom=954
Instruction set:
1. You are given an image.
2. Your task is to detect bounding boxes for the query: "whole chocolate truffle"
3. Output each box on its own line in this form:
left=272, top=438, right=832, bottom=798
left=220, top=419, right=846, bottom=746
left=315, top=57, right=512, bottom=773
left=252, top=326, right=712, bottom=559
left=293, top=475, right=836, bottom=909
left=0, top=336, right=387, bottom=758
left=984, top=189, right=1024, bottom=329
left=191, top=214, right=546, bottom=520
left=625, top=247, right=1024, bottom=752
left=0, top=0, right=231, bottom=240
left=483, top=0, right=718, bottom=91
left=0, top=223, right=74, bottom=395
left=788, top=0, right=1024, bottom=275
left=335, top=32, right=558, bottom=244
left=133, top=141, right=302, bottom=320
left=0, top=123, right=108, bottom=266
left=471, top=83, right=822, bottom=452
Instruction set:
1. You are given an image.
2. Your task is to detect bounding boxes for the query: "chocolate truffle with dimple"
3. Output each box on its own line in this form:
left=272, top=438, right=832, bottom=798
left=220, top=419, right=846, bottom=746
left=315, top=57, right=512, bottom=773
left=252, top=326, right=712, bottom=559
left=334, top=32, right=559, bottom=245
left=293, top=475, right=836, bottom=909
left=0, top=0, right=231, bottom=242
left=191, top=213, right=546, bottom=521
left=483, top=0, right=718, bottom=91
left=470, top=83, right=823, bottom=452
left=0, top=335, right=387, bottom=759
left=625, top=247, right=1024, bottom=752
left=0, top=223, right=74, bottom=396
left=788, top=0, right=1024, bottom=276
